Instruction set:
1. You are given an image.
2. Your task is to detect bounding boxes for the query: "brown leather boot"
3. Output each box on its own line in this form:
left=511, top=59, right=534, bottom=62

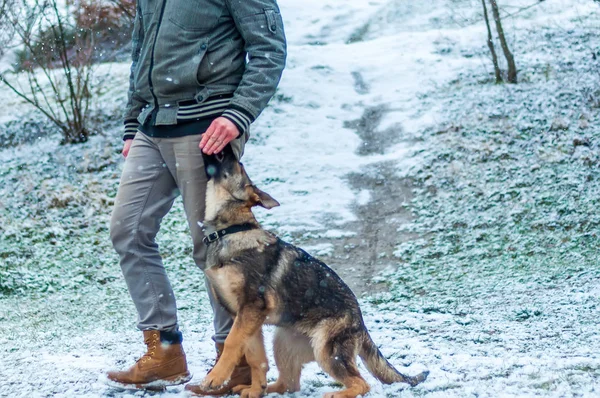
left=106, top=330, right=192, bottom=390
left=185, top=342, right=252, bottom=396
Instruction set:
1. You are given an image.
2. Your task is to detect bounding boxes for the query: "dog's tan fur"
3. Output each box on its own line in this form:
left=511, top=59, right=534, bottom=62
left=197, top=148, right=428, bottom=398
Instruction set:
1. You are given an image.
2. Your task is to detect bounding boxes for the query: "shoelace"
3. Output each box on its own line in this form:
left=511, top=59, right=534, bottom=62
left=137, top=335, right=159, bottom=364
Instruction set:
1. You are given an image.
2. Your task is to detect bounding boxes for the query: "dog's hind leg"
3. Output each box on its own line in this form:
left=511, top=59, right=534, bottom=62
left=267, top=327, right=314, bottom=394
left=313, top=328, right=370, bottom=398
left=232, top=328, right=269, bottom=398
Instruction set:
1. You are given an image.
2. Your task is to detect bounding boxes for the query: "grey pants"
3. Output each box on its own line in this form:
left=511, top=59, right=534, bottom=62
left=110, top=131, right=244, bottom=343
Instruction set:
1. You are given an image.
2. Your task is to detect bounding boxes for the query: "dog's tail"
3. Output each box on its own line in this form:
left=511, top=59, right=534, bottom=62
left=359, top=331, right=429, bottom=386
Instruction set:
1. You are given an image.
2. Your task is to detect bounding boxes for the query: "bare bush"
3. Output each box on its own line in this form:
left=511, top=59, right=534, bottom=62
left=74, top=0, right=135, bottom=63
left=0, top=0, right=16, bottom=58
left=106, top=0, right=136, bottom=20
left=0, top=0, right=135, bottom=144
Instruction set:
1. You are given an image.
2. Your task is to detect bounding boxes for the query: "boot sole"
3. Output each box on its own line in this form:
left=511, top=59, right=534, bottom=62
left=101, top=372, right=193, bottom=391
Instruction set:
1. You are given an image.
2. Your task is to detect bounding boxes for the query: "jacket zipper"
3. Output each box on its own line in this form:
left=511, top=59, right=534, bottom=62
left=148, top=0, right=168, bottom=120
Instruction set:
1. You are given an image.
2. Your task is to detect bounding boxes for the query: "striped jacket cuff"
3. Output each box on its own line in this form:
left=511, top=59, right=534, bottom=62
left=221, top=105, right=254, bottom=136
left=123, top=119, right=140, bottom=141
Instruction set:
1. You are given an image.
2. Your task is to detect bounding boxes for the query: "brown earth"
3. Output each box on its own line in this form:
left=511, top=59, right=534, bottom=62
left=292, top=93, right=417, bottom=296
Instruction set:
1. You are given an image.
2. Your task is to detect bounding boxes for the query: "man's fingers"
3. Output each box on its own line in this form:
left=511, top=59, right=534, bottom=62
left=213, top=143, right=226, bottom=154
left=200, top=118, right=240, bottom=154
left=203, top=130, right=222, bottom=154
left=213, top=136, right=232, bottom=154
left=122, top=139, right=133, bottom=158
left=200, top=123, right=217, bottom=149
left=214, top=130, right=238, bottom=154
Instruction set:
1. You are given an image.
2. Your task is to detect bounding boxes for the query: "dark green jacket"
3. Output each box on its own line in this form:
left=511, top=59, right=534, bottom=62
left=123, top=0, right=287, bottom=140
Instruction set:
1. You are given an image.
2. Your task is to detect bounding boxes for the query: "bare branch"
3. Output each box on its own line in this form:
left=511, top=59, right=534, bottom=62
left=489, top=0, right=518, bottom=83
left=482, top=0, right=503, bottom=84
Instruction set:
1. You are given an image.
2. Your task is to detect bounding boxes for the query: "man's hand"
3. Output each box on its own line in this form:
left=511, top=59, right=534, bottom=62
left=200, top=117, right=240, bottom=155
left=122, top=139, right=133, bottom=158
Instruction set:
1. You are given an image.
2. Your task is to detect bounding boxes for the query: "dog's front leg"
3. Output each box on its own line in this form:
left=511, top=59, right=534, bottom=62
left=201, top=307, right=266, bottom=392
left=232, top=328, right=269, bottom=398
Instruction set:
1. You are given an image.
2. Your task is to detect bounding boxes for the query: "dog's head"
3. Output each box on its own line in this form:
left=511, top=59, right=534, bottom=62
left=204, top=145, right=279, bottom=221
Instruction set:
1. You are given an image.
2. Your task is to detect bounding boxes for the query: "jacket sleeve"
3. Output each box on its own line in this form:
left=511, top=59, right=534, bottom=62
left=122, top=6, right=146, bottom=141
left=222, top=0, right=287, bottom=135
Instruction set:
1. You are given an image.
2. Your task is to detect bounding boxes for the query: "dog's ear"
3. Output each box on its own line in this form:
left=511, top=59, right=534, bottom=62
left=252, top=186, right=280, bottom=210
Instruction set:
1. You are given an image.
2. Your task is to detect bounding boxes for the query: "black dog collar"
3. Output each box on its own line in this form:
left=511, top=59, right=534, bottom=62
left=203, top=223, right=256, bottom=245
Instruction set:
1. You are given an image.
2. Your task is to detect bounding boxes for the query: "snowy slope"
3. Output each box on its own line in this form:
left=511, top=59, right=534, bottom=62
left=1, top=0, right=600, bottom=397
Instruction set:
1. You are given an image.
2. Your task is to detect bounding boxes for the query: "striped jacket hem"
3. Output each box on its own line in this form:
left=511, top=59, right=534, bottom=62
left=122, top=96, right=255, bottom=141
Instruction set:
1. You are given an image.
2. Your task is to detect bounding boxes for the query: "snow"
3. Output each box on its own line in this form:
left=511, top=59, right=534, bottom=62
left=1, top=0, right=600, bottom=397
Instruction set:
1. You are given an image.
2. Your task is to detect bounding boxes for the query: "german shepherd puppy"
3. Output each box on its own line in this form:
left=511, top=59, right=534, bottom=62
left=197, top=147, right=429, bottom=398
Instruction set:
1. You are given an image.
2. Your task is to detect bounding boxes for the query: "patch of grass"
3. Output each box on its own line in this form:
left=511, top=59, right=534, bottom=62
left=570, top=364, right=600, bottom=374
left=427, top=383, right=463, bottom=392
left=533, top=379, right=557, bottom=391
left=0, top=133, right=205, bottom=297
left=347, top=22, right=370, bottom=44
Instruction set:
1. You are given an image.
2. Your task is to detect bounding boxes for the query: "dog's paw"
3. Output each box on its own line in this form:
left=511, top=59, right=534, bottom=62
left=231, top=384, right=251, bottom=394
left=240, top=386, right=265, bottom=398
left=200, top=372, right=230, bottom=391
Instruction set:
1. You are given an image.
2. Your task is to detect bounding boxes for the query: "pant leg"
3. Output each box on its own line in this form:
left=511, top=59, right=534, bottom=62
left=159, top=134, right=234, bottom=344
left=110, top=133, right=180, bottom=332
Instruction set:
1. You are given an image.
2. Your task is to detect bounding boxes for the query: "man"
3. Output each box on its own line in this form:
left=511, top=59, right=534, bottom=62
left=106, top=0, right=286, bottom=395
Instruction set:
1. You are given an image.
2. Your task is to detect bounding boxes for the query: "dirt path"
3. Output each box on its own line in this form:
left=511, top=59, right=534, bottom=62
left=293, top=97, right=416, bottom=296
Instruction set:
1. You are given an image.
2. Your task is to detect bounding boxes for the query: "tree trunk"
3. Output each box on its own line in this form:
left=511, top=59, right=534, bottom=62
left=489, top=0, right=517, bottom=83
left=481, top=0, right=502, bottom=83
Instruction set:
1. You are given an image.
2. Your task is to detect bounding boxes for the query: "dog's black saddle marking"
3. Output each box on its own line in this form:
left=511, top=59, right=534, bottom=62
left=203, top=223, right=256, bottom=244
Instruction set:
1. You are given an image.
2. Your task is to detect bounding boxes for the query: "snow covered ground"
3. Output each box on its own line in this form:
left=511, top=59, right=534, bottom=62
left=1, top=0, right=600, bottom=397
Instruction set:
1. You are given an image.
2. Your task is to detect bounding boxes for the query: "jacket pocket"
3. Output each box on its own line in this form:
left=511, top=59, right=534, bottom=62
left=166, top=2, right=222, bottom=32
left=239, top=9, right=285, bottom=47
